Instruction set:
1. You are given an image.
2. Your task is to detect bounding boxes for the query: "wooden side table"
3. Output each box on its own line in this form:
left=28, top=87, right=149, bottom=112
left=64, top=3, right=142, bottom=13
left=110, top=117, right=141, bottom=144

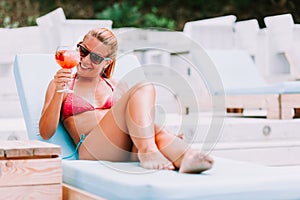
left=0, top=140, right=62, bottom=199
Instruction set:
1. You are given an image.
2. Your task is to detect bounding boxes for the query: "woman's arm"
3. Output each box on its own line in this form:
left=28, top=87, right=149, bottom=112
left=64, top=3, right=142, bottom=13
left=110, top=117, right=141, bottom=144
left=39, top=80, right=64, bottom=140
left=39, top=68, right=72, bottom=140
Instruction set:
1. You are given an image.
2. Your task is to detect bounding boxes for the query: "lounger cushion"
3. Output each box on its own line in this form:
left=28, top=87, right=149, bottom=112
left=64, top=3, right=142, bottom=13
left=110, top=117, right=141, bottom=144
left=277, top=81, right=300, bottom=94
left=206, top=50, right=268, bottom=92
left=62, top=157, right=300, bottom=200
left=206, top=50, right=300, bottom=95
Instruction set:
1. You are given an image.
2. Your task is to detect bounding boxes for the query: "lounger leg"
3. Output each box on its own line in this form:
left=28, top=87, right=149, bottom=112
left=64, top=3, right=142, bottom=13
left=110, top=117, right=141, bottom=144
left=266, top=107, right=281, bottom=119
left=281, top=105, right=294, bottom=119
left=265, top=95, right=281, bottom=119
left=266, top=100, right=280, bottom=119
left=280, top=94, right=300, bottom=120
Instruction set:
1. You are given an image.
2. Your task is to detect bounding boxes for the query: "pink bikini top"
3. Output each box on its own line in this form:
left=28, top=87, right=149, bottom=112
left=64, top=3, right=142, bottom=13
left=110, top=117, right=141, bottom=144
left=61, top=75, right=114, bottom=120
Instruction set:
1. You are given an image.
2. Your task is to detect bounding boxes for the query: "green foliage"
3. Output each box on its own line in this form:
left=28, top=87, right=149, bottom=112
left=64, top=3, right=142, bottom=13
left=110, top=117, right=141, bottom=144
left=95, top=2, right=176, bottom=30
left=229, top=0, right=252, bottom=8
left=0, top=1, right=19, bottom=28
left=2, top=16, right=19, bottom=28
left=96, top=2, right=142, bottom=28
left=142, top=7, right=175, bottom=30
left=27, top=16, right=37, bottom=26
left=0, top=0, right=41, bottom=28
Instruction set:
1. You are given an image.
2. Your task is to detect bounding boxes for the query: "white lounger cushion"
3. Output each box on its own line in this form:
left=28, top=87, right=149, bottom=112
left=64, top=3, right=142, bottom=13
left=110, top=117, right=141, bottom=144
left=206, top=50, right=300, bottom=95
left=62, top=157, right=300, bottom=199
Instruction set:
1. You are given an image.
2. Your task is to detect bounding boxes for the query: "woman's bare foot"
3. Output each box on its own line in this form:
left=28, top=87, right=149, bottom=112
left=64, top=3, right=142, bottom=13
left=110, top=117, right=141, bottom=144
left=179, top=150, right=214, bottom=173
left=138, top=150, right=175, bottom=170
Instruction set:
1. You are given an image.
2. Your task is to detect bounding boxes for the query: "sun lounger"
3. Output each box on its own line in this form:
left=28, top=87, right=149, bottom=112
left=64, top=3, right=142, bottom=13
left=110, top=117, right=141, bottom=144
left=14, top=53, right=300, bottom=199
left=262, top=14, right=300, bottom=119
left=264, top=13, right=294, bottom=53
left=183, top=15, right=236, bottom=50
left=36, top=7, right=113, bottom=52
left=263, top=14, right=295, bottom=79
left=204, top=49, right=300, bottom=119
left=234, top=19, right=260, bottom=57
left=233, top=19, right=270, bottom=81
left=203, top=49, right=281, bottom=118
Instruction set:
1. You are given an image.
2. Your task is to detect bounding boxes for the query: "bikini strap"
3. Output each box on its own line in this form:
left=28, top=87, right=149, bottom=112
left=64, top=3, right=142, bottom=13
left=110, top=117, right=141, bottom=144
left=101, top=77, right=114, bottom=91
left=62, top=133, right=86, bottom=159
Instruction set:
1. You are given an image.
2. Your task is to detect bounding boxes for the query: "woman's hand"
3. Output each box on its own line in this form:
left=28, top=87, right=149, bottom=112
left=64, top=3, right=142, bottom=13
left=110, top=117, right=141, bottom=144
left=53, top=68, right=73, bottom=91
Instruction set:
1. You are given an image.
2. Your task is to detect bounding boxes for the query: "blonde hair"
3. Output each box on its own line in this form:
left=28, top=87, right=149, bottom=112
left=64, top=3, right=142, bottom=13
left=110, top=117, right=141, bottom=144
left=84, top=28, right=118, bottom=78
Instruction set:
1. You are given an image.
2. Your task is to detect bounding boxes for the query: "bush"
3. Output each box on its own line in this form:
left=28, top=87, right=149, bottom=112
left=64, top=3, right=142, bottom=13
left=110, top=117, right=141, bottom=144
left=96, top=2, right=142, bottom=28
left=95, top=2, right=176, bottom=30
left=142, top=7, right=175, bottom=30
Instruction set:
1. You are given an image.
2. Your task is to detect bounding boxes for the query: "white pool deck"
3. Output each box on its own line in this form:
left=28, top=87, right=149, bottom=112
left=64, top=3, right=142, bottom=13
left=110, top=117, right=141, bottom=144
left=1, top=64, right=300, bottom=167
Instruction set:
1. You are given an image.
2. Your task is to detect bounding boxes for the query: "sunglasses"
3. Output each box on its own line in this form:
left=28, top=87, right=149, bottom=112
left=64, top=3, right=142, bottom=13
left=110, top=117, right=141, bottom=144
left=77, top=43, right=112, bottom=65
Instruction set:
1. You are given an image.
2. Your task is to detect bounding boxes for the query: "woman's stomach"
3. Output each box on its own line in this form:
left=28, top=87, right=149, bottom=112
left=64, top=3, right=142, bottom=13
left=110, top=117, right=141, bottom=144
left=63, top=109, right=109, bottom=144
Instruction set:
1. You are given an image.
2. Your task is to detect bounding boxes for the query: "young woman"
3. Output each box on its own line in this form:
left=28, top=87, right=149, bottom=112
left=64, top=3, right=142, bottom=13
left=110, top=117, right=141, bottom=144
left=39, top=28, right=213, bottom=173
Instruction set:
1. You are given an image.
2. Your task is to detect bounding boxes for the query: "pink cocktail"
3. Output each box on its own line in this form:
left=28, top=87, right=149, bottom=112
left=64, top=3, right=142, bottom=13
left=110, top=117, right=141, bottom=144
left=55, top=46, right=80, bottom=93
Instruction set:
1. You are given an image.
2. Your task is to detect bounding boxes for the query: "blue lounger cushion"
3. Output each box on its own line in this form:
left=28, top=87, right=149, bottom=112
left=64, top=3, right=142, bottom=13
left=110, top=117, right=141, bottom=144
left=14, top=54, right=77, bottom=158
left=14, top=53, right=300, bottom=199
left=62, top=158, right=300, bottom=199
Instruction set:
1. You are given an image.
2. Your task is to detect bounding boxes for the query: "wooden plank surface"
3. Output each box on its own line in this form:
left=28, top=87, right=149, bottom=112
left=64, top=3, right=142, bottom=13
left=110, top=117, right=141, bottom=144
left=0, top=184, right=62, bottom=200
left=0, top=157, right=62, bottom=187
left=63, top=183, right=106, bottom=200
left=0, top=140, right=61, bottom=158
left=225, top=94, right=280, bottom=119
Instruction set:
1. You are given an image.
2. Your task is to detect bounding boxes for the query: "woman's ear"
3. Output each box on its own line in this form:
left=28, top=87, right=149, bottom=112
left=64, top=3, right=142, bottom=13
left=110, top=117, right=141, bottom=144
left=105, top=60, right=113, bottom=68
left=108, top=59, right=113, bottom=65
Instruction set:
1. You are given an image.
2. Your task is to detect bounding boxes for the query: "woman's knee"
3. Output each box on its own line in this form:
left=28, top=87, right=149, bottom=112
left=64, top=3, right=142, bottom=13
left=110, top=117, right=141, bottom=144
left=130, top=81, right=156, bottom=98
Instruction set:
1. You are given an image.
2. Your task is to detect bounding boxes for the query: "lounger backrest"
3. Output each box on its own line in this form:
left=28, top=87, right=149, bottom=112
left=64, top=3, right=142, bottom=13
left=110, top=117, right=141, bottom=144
left=264, top=13, right=294, bottom=52
left=36, top=8, right=66, bottom=52
left=183, top=15, right=236, bottom=50
left=234, top=19, right=260, bottom=56
left=14, top=54, right=141, bottom=159
left=183, top=15, right=237, bottom=34
left=206, top=50, right=268, bottom=91
left=184, top=25, right=235, bottom=50
left=36, top=7, right=113, bottom=51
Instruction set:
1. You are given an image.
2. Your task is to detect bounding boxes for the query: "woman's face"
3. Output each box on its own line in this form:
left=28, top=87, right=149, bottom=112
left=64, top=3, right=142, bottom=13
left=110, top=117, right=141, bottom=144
left=76, top=35, right=111, bottom=78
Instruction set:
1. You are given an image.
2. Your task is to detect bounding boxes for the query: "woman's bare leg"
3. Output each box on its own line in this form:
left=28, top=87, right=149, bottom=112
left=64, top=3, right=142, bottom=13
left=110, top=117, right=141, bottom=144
left=130, top=125, right=214, bottom=173
left=153, top=127, right=214, bottom=173
left=122, top=82, right=174, bottom=170
left=79, top=82, right=174, bottom=169
left=79, top=81, right=213, bottom=172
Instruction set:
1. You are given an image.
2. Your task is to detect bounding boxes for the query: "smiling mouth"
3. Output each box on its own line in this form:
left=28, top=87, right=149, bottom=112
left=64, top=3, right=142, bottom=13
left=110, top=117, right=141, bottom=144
left=79, top=63, right=92, bottom=70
